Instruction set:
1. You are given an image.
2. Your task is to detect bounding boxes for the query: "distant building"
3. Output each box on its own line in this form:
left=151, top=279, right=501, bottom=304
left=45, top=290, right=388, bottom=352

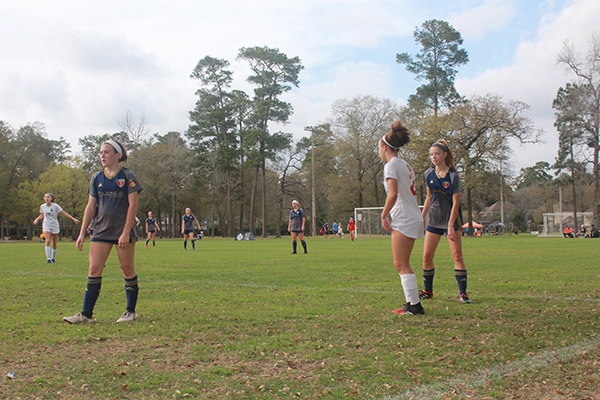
left=478, top=201, right=515, bottom=223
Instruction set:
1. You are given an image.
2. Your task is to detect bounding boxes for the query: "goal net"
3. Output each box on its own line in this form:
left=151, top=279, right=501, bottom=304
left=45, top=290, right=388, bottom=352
left=354, top=206, right=424, bottom=238
left=539, top=212, right=594, bottom=236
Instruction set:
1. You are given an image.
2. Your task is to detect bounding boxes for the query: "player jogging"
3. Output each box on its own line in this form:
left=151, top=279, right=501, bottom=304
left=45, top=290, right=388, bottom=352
left=420, top=139, right=471, bottom=304
left=288, top=200, right=307, bottom=254
left=63, top=139, right=143, bottom=324
left=379, top=120, right=425, bottom=316
left=182, top=208, right=200, bottom=250
left=145, top=211, right=160, bottom=248
left=33, top=193, right=80, bottom=264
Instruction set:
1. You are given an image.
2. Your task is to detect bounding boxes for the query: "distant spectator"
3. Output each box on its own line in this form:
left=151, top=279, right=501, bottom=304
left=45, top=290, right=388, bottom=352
left=586, top=224, right=599, bottom=238
left=576, top=224, right=586, bottom=238
left=563, top=225, right=574, bottom=238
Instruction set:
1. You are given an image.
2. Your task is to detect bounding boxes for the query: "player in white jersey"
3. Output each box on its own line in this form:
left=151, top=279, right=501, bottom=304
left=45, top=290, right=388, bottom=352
left=33, top=193, right=80, bottom=264
left=379, top=120, right=425, bottom=316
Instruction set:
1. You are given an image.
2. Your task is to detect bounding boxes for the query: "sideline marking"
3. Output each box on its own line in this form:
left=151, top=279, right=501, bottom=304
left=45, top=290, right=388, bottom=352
left=383, top=336, right=600, bottom=400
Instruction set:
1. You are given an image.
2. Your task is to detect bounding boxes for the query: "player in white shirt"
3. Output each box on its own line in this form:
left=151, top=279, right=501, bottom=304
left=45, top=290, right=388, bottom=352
left=379, top=120, right=424, bottom=316
left=33, top=193, right=80, bottom=263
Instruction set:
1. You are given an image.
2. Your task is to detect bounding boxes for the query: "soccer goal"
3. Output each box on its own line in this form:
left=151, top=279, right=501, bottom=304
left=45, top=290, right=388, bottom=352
left=539, top=212, right=594, bottom=236
left=354, top=206, right=424, bottom=238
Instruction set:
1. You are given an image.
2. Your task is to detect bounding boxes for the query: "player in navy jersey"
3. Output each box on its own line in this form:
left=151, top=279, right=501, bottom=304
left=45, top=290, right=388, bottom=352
left=379, top=120, right=425, bottom=316
left=421, top=139, right=471, bottom=304
left=182, top=208, right=199, bottom=250
left=145, top=211, right=160, bottom=248
left=287, top=200, right=307, bottom=254
left=33, top=193, right=80, bottom=263
left=64, top=139, right=143, bottom=324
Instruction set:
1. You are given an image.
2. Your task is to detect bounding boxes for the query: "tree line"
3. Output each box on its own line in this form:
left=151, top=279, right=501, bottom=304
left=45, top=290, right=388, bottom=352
left=1, top=22, right=599, bottom=240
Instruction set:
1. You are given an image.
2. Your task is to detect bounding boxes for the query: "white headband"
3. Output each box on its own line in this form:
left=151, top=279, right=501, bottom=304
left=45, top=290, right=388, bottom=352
left=103, top=140, right=123, bottom=159
left=382, top=136, right=399, bottom=151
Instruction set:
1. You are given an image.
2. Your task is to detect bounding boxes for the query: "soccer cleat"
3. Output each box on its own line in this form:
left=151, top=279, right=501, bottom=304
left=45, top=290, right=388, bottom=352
left=392, top=302, right=409, bottom=314
left=419, top=290, right=434, bottom=300
left=51, top=259, right=55, bottom=263
left=145, top=243, right=148, bottom=248
left=116, top=311, right=138, bottom=323
left=63, top=312, right=93, bottom=324
left=393, top=302, right=424, bottom=315
left=459, top=294, right=472, bottom=304
left=46, top=259, right=52, bottom=264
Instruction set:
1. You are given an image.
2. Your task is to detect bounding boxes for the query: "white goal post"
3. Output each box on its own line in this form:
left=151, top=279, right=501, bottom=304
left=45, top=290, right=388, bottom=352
left=354, top=206, right=424, bottom=238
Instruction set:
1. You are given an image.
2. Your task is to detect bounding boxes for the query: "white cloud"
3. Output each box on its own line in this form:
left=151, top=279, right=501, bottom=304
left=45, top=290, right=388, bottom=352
left=456, top=0, right=600, bottom=170
left=449, top=0, right=516, bottom=38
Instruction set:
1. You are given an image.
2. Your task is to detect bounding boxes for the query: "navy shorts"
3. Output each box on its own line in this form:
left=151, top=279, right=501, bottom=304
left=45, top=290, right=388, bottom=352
left=291, top=230, right=304, bottom=234
left=183, top=229, right=194, bottom=234
left=426, top=225, right=447, bottom=235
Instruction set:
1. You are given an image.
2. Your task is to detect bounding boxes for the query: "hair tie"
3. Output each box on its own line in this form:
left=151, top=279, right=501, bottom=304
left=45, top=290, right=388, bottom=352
left=103, top=139, right=123, bottom=159
left=382, top=136, right=400, bottom=151
left=431, top=142, right=448, bottom=152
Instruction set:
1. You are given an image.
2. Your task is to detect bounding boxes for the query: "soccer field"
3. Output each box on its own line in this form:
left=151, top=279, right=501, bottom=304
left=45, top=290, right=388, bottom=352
left=1, top=235, right=599, bottom=399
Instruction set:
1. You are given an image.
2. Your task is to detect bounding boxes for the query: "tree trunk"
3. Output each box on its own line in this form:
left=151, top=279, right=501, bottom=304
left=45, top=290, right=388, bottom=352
left=171, top=191, right=176, bottom=239
left=249, top=162, right=260, bottom=234
left=226, top=173, right=234, bottom=237
left=261, top=156, right=267, bottom=238
left=466, top=187, right=473, bottom=236
left=594, top=142, right=600, bottom=227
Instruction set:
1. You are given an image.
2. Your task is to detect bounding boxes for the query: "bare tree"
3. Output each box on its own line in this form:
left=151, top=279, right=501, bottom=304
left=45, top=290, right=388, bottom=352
left=557, top=33, right=600, bottom=225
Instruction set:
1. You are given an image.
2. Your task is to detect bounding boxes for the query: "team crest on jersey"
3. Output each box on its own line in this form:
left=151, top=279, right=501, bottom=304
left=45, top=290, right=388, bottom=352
left=116, top=179, right=126, bottom=188
left=129, top=180, right=137, bottom=188
left=442, top=181, right=451, bottom=189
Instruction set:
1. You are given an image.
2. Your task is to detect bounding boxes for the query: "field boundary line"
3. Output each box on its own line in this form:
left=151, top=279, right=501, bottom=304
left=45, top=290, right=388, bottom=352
left=384, top=335, right=600, bottom=400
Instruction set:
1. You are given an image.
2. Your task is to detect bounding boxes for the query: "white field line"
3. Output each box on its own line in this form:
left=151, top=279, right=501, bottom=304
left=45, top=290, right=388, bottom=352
left=383, top=335, right=600, bottom=400
left=6, top=270, right=600, bottom=302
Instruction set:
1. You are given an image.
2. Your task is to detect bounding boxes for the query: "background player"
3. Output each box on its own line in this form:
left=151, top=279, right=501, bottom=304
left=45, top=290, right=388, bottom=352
left=182, top=207, right=200, bottom=250
left=420, top=139, right=471, bottom=304
left=33, top=193, right=80, bottom=263
left=347, top=217, right=356, bottom=241
left=288, top=200, right=307, bottom=254
left=145, top=211, right=160, bottom=248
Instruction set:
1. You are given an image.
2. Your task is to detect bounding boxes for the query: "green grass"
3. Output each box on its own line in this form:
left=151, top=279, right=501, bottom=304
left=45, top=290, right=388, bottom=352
left=0, top=234, right=599, bottom=399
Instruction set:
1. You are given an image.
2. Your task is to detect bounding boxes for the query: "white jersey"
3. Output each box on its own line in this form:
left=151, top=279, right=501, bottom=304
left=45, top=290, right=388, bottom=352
left=383, top=156, right=423, bottom=239
left=40, top=203, right=63, bottom=232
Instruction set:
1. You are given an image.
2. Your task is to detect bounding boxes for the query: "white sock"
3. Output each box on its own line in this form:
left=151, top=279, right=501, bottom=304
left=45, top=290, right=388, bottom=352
left=45, top=246, right=51, bottom=259
left=400, top=273, right=419, bottom=305
left=52, top=248, right=57, bottom=259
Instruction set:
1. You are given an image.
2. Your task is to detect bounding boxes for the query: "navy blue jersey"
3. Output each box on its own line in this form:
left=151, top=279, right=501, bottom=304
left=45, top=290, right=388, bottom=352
left=183, top=214, right=196, bottom=230
left=424, top=167, right=463, bottom=230
left=88, top=167, right=143, bottom=241
left=146, top=217, right=157, bottom=231
left=289, top=208, right=305, bottom=231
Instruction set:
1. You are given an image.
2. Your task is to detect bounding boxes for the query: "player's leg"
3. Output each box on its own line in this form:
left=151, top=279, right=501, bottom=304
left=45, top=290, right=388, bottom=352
left=421, top=230, right=443, bottom=299
left=183, top=231, right=187, bottom=249
left=152, top=232, right=156, bottom=247
left=146, top=231, right=150, bottom=247
left=116, top=242, right=138, bottom=321
left=298, top=232, right=307, bottom=253
left=43, top=230, right=52, bottom=262
left=64, top=242, right=111, bottom=323
left=190, top=233, right=196, bottom=250
left=448, top=233, right=471, bottom=303
left=390, top=230, right=423, bottom=315
left=291, top=232, right=298, bottom=254
left=51, top=233, right=59, bottom=262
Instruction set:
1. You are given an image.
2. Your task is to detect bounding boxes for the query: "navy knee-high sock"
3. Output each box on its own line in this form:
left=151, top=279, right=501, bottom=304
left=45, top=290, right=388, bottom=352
left=82, top=277, right=102, bottom=318
left=292, top=240, right=297, bottom=253
left=124, top=275, right=139, bottom=312
left=455, top=269, right=468, bottom=295
left=192, top=239, right=195, bottom=250
left=184, top=240, right=187, bottom=249
left=423, top=268, right=435, bottom=293
left=301, top=240, right=307, bottom=253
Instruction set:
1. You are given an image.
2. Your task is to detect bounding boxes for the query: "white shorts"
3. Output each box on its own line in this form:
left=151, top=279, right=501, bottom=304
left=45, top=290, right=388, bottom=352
left=43, top=224, right=60, bottom=235
left=390, top=220, right=424, bottom=240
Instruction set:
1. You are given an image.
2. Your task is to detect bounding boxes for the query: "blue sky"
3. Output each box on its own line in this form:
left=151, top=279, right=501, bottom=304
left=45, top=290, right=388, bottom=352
left=1, top=0, right=597, bottom=175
